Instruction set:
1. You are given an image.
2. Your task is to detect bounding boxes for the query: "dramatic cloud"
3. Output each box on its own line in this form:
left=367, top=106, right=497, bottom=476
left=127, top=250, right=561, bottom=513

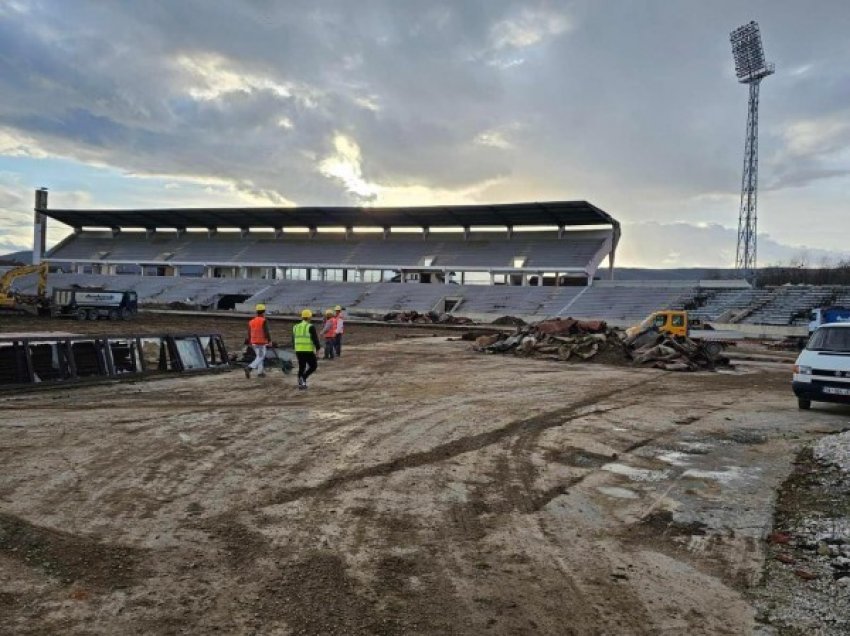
left=619, top=221, right=848, bottom=269
left=0, top=0, right=848, bottom=266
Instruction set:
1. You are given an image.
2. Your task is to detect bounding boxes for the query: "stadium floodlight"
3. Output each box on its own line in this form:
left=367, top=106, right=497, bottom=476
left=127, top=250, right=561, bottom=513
left=730, top=21, right=774, bottom=283
left=730, top=21, right=774, bottom=83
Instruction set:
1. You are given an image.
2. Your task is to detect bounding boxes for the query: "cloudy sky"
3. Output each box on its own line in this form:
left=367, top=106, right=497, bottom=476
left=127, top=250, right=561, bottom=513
left=0, top=0, right=848, bottom=267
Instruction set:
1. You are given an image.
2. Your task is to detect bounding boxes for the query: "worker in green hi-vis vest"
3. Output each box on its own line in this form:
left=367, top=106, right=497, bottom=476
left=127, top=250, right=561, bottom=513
left=293, top=308, right=321, bottom=390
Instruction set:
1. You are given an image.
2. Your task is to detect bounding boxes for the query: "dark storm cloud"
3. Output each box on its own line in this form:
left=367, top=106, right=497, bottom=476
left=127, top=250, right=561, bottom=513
left=0, top=0, right=531, bottom=203
left=0, top=0, right=848, bottom=263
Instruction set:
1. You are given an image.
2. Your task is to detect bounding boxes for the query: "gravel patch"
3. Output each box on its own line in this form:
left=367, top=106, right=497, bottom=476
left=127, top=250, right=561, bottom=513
left=814, top=430, right=850, bottom=473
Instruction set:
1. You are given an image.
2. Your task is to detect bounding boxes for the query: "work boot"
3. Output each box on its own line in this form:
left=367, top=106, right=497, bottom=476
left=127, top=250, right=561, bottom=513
left=297, top=376, right=305, bottom=389
left=244, top=367, right=251, bottom=379
left=257, top=372, right=266, bottom=378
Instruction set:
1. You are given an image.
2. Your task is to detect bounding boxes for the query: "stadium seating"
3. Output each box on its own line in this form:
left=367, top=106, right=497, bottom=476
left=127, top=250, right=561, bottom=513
left=16, top=269, right=850, bottom=327
left=48, top=231, right=608, bottom=270
left=740, top=286, right=837, bottom=326
left=556, top=284, right=697, bottom=322
left=688, top=288, right=772, bottom=322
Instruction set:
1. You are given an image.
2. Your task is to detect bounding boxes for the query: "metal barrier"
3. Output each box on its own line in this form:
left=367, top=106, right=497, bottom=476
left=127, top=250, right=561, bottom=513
left=0, top=334, right=229, bottom=387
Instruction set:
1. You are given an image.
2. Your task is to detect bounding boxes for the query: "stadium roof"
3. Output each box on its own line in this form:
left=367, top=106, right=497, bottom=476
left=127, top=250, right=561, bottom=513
left=42, top=201, right=618, bottom=232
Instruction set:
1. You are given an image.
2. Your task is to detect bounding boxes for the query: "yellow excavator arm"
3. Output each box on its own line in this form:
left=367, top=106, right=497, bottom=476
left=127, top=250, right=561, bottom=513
left=0, top=262, right=48, bottom=306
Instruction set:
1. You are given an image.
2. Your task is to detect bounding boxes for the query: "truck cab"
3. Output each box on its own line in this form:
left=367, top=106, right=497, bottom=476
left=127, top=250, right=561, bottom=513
left=793, top=323, right=850, bottom=409
left=628, top=310, right=689, bottom=339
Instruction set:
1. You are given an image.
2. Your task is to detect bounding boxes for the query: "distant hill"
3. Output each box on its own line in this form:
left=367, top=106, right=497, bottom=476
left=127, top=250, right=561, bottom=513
left=611, top=268, right=737, bottom=281
left=0, top=250, right=32, bottom=265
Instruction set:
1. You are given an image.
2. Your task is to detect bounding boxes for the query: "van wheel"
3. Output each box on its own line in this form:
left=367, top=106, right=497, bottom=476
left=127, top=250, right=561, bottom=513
left=108, top=309, right=119, bottom=321
left=798, top=398, right=811, bottom=410
left=76, top=308, right=88, bottom=321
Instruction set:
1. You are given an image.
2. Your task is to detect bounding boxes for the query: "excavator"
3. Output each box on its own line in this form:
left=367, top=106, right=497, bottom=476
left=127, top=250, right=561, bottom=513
left=0, top=261, right=49, bottom=314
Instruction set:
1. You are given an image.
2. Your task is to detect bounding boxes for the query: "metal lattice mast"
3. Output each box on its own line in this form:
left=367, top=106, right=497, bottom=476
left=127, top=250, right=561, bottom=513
left=730, top=21, right=774, bottom=282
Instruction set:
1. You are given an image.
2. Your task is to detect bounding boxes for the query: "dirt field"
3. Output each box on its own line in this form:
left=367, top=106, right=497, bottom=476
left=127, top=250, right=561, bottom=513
left=1, top=322, right=848, bottom=634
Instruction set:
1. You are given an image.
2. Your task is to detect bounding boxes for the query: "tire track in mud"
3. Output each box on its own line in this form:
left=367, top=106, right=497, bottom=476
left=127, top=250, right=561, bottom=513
left=448, top=386, right=721, bottom=633
left=470, top=380, right=672, bottom=516
left=255, top=374, right=665, bottom=509
left=522, top=402, right=726, bottom=513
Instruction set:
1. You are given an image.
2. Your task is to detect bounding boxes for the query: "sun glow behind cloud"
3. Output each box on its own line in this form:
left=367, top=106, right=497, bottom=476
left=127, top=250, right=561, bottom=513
left=318, top=133, right=501, bottom=207
left=175, top=53, right=322, bottom=108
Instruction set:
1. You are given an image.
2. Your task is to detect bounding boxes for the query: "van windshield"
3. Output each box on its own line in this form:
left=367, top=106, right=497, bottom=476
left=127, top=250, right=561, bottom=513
left=807, top=327, right=850, bottom=353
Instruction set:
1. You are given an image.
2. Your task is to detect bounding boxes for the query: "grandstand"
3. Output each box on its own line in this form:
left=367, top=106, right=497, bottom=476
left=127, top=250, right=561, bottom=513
left=18, top=191, right=849, bottom=328
left=40, top=200, right=619, bottom=286
left=28, top=196, right=640, bottom=316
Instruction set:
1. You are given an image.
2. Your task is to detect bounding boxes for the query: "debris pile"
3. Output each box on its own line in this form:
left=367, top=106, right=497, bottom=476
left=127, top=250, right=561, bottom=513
left=490, top=315, right=526, bottom=327
left=624, top=329, right=731, bottom=371
left=383, top=310, right=473, bottom=325
left=471, top=317, right=731, bottom=371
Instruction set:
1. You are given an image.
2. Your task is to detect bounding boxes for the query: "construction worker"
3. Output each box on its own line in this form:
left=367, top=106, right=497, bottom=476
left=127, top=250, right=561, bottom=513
left=333, top=305, right=345, bottom=358
left=321, top=309, right=336, bottom=359
left=293, top=309, right=321, bottom=389
left=245, top=303, right=272, bottom=378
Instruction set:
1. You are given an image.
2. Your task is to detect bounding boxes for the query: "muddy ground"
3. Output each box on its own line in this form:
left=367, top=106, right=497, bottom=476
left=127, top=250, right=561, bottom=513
left=1, top=323, right=848, bottom=634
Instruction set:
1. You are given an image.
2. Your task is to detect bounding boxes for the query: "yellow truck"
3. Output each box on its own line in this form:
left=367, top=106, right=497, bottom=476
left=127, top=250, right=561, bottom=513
left=626, top=310, right=742, bottom=357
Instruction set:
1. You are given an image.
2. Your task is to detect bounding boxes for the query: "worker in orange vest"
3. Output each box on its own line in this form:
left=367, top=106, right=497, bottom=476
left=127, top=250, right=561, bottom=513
left=245, top=303, right=272, bottom=378
left=321, top=309, right=337, bottom=359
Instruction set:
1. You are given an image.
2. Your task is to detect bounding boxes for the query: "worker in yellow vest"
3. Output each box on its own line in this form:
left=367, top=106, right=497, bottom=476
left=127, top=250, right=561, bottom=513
left=293, top=309, right=321, bottom=389
left=245, top=303, right=272, bottom=378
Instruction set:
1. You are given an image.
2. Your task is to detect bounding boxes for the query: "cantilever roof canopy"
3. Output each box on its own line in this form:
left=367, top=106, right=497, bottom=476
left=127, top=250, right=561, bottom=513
left=42, top=201, right=619, bottom=233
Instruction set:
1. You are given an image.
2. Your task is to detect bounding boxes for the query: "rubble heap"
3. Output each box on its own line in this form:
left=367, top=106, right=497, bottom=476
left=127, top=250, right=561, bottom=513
left=471, top=317, right=731, bottom=371
left=383, top=310, right=473, bottom=325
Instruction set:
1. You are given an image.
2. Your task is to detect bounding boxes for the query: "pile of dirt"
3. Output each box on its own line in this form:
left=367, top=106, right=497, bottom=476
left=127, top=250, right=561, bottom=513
left=382, top=310, right=473, bottom=325
left=470, top=317, right=732, bottom=371
left=490, top=315, right=526, bottom=327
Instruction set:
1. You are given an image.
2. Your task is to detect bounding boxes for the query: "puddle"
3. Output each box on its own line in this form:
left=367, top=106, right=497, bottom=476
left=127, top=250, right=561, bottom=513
left=597, top=486, right=639, bottom=499
left=640, top=510, right=708, bottom=536
left=602, top=463, right=668, bottom=482
left=677, top=441, right=712, bottom=455
left=657, top=451, right=691, bottom=467
left=546, top=447, right=611, bottom=469
left=682, top=466, right=749, bottom=483
left=309, top=409, right=350, bottom=421
left=725, top=430, right=768, bottom=445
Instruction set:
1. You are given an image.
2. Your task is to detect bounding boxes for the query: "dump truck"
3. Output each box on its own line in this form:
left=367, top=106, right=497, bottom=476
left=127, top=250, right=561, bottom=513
left=51, top=288, right=138, bottom=321
left=626, top=310, right=742, bottom=357
left=0, top=262, right=49, bottom=314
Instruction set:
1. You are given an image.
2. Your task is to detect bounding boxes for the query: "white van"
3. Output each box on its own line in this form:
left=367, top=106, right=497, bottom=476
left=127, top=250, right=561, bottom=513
left=793, top=323, right=850, bottom=410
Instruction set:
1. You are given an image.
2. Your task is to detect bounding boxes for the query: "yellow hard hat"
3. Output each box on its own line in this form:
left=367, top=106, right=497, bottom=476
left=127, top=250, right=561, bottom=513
left=255, top=303, right=266, bottom=312
left=325, top=309, right=334, bottom=317
left=334, top=305, right=342, bottom=311
left=301, top=308, right=313, bottom=319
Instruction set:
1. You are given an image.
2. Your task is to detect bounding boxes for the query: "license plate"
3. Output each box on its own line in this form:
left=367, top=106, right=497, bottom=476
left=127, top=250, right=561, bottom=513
left=824, top=387, right=850, bottom=396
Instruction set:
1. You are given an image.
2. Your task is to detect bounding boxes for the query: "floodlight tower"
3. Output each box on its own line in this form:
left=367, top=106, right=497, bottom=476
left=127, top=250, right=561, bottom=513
left=730, top=21, right=774, bottom=282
